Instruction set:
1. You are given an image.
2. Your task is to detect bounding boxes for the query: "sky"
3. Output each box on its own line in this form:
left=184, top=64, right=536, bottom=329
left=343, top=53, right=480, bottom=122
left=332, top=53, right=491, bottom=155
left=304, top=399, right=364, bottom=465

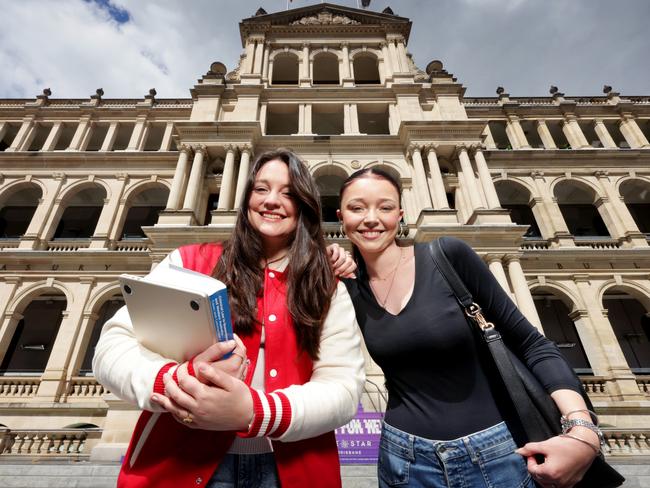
left=1, top=0, right=648, bottom=100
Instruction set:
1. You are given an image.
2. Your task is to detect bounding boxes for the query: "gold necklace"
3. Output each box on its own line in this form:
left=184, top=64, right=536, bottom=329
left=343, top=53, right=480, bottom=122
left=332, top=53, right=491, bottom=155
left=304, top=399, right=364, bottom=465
left=369, top=247, right=403, bottom=308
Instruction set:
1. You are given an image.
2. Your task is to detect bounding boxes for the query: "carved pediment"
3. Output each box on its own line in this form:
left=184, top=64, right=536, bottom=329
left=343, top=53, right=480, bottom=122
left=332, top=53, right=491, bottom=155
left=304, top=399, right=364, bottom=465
left=291, top=10, right=360, bottom=26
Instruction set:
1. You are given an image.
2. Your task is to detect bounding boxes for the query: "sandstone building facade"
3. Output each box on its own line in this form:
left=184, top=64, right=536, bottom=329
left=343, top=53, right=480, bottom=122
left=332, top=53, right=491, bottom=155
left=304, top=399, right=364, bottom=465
left=0, top=3, right=649, bottom=464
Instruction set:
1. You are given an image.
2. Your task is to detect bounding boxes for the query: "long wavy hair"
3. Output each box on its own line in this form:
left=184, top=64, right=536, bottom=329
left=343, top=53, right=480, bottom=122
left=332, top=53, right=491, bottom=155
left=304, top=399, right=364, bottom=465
left=213, top=148, right=335, bottom=360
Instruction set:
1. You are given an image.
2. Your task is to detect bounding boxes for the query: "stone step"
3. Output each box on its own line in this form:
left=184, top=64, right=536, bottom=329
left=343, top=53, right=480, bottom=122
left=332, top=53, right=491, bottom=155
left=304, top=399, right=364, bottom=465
left=0, top=461, right=645, bottom=487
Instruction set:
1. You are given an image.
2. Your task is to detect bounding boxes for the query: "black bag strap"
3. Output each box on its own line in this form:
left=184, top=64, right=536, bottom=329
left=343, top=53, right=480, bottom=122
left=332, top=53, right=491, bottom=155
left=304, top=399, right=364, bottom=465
left=427, top=239, right=549, bottom=442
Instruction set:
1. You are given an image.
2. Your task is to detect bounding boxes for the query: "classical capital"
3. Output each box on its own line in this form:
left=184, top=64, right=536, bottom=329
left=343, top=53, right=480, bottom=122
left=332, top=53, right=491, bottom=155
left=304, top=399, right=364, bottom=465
left=179, top=143, right=193, bottom=155
left=340, top=41, right=349, bottom=48
left=239, top=143, right=252, bottom=155
left=593, top=170, right=609, bottom=178
left=224, top=143, right=236, bottom=153
left=423, top=143, right=439, bottom=155
left=302, top=42, right=310, bottom=49
left=378, top=41, right=387, bottom=49
left=484, top=253, right=505, bottom=264
left=457, top=143, right=469, bottom=153
left=193, top=144, right=208, bottom=157
left=530, top=170, right=545, bottom=179
left=503, top=253, right=523, bottom=264
left=406, top=143, right=422, bottom=157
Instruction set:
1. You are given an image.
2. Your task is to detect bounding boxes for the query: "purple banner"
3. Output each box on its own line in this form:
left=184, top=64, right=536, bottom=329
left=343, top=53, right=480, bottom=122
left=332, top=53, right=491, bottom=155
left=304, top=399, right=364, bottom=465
left=335, top=405, right=383, bottom=464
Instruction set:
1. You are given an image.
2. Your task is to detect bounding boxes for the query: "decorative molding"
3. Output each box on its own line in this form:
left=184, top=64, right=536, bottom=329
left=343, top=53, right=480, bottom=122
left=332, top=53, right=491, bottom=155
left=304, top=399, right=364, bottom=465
left=291, top=11, right=360, bottom=26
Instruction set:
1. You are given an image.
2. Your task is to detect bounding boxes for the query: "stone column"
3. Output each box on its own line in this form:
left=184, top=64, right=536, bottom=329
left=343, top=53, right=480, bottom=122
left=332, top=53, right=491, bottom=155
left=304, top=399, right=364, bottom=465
left=593, top=119, right=617, bottom=148
left=41, top=122, right=63, bottom=152
left=562, top=116, right=590, bottom=149
left=261, top=41, right=271, bottom=80
left=387, top=39, right=400, bottom=73
left=485, top=254, right=512, bottom=296
left=396, top=37, right=408, bottom=73
left=67, top=116, right=92, bottom=151
left=0, top=312, right=23, bottom=366
left=424, top=145, right=449, bottom=209
left=341, top=42, right=351, bottom=82
left=408, top=145, right=433, bottom=208
left=473, top=146, right=501, bottom=209
left=19, top=174, right=66, bottom=250
left=573, top=275, right=644, bottom=399
left=89, top=175, right=129, bottom=249
left=159, top=122, right=174, bottom=151
left=594, top=170, right=648, bottom=247
left=234, top=145, right=252, bottom=209
left=182, top=145, right=208, bottom=214
left=243, top=39, right=255, bottom=74
left=535, top=120, right=557, bottom=149
left=259, top=103, right=268, bottom=135
left=37, top=278, right=96, bottom=401
left=380, top=42, right=392, bottom=79
left=505, top=255, right=543, bottom=330
left=301, top=43, right=310, bottom=84
left=217, top=145, right=237, bottom=210
left=619, top=115, right=650, bottom=148
left=505, top=116, right=530, bottom=149
left=344, top=104, right=360, bottom=134
left=457, top=145, right=483, bottom=212
left=7, top=116, right=35, bottom=151
left=166, top=145, right=192, bottom=210
left=303, top=104, right=312, bottom=134
left=253, top=39, right=264, bottom=74
left=0, top=122, right=7, bottom=143
left=127, top=117, right=148, bottom=151
left=529, top=171, right=574, bottom=247
left=401, top=181, right=417, bottom=224
left=100, top=122, right=119, bottom=152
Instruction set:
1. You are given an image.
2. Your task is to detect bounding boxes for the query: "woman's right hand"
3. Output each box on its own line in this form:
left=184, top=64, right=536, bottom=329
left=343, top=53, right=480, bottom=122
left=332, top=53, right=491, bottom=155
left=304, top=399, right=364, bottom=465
left=177, top=334, right=249, bottom=384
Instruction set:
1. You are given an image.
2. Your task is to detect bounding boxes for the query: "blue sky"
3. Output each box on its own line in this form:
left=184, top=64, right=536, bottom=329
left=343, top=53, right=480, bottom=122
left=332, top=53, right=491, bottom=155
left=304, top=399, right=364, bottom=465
left=1, top=0, right=649, bottom=99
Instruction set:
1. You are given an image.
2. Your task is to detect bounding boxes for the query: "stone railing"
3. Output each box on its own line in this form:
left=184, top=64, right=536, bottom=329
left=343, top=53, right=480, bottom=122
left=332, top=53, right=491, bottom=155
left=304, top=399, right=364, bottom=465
left=636, top=376, right=650, bottom=396
left=604, top=429, right=650, bottom=456
left=0, top=377, right=40, bottom=398
left=114, top=240, right=150, bottom=252
left=0, top=428, right=102, bottom=458
left=580, top=376, right=607, bottom=396
left=574, top=238, right=621, bottom=249
left=0, top=239, right=20, bottom=250
left=520, top=239, right=550, bottom=250
left=64, top=377, right=108, bottom=401
left=46, top=240, right=91, bottom=252
left=363, top=379, right=388, bottom=413
left=322, top=222, right=346, bottom=240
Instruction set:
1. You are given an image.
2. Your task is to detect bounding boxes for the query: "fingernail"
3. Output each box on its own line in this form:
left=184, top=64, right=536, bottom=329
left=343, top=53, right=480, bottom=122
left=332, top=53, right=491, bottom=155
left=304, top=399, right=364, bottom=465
left=151, top=395, right=159, bottom=402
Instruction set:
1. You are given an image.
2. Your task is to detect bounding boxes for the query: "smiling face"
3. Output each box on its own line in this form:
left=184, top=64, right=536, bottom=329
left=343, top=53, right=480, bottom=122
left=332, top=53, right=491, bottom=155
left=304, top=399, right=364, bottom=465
left=337, top=175, right=403, bottom=256
left=247, top=159, right=298, bottom=250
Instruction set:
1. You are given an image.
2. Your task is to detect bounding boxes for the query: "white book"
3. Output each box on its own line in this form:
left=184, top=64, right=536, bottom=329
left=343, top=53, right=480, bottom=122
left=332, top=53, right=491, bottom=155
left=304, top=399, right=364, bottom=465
left=119, top=264, right=233, bottom=363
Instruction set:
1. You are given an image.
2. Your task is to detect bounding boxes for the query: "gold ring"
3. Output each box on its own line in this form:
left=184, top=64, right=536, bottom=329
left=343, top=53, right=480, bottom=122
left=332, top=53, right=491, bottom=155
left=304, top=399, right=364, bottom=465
left=182, top=414, right=193, bottom=424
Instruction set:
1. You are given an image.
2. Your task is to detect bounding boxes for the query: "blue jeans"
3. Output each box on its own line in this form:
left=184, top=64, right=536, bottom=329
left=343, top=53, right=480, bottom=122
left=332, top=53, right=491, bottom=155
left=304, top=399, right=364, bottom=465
left=378, top=421, right=535, bottom=488
left=207, top=453, right=280, bottom=488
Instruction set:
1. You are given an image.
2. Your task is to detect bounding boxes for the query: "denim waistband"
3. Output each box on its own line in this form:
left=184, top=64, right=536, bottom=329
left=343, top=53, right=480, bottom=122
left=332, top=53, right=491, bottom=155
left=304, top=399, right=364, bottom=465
left=381, top=421, right=516, bottom=463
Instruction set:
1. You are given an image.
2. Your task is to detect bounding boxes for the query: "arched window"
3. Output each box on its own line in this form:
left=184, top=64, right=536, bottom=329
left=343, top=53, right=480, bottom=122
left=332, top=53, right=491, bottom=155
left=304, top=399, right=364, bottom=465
left=533, top=291, right=591, bottom=373
left=121, top=187, right=168, bottom=239
left=315, top=171, right=347, bottom=222
left=554, top=181, right=610, bottom=237
left=603, top=289, right=650, bottom=373
left=313, top=52, right=339, bottom=85
left=0, top=295, right=67, bottom=374
left=79, top=297, right=124, bottom=375
left=495, top=181, right=541, bottom=237
left=53, top=186, right=106, bottom=240
left=271, top=53, right=299, bottom=85
left=353, top=54, right=380, bottom=84
left=619, top=179, right=650, bottom=234
left=0, top=185, right=42, bottom=238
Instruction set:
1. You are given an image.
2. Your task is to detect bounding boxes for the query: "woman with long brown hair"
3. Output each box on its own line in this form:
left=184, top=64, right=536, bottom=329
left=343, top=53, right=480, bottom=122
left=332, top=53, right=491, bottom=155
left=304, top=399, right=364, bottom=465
left=93, top=148, right=364, bottom=488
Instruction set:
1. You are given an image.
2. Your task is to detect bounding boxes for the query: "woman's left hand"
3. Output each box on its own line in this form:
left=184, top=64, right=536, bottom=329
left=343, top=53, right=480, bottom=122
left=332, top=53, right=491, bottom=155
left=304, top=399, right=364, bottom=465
left=326, top=243, right=356, bottom=278
left=151, top=363, right=253, bottom=431
left=516, top=435, right=597, bottom=488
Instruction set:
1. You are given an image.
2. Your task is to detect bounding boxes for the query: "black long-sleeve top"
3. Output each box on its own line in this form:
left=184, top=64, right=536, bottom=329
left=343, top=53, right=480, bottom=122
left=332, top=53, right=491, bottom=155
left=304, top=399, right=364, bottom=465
left=344, top=237, right=582, bottom=440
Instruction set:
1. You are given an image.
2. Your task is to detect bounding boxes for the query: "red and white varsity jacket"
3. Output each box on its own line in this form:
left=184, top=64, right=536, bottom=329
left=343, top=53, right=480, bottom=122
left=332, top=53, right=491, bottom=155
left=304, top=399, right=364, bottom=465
left=93, top=243, right=365, bottom=488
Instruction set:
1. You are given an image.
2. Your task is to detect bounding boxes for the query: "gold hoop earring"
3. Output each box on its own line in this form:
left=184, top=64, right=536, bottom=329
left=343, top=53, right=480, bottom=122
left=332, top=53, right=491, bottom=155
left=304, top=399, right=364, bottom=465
left=339, top=223, right=346, bottom=237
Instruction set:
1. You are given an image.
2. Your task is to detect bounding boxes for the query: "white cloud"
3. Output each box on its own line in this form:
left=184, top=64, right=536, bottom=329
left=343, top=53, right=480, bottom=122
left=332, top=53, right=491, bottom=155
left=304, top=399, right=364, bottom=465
left=0, top=0, right=648, bottom=99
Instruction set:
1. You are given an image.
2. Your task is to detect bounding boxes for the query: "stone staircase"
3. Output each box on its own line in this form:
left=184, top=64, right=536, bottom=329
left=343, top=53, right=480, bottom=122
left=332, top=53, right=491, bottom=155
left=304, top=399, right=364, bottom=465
left=0, top=461, right=646, bottom=487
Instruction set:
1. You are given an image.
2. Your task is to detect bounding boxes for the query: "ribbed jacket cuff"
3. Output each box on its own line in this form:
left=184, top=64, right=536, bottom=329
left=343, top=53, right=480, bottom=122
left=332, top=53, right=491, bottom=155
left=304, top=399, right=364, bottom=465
left=237, top=387, right=291, bottom=439
left=153, top=362, right=177, bottom=394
